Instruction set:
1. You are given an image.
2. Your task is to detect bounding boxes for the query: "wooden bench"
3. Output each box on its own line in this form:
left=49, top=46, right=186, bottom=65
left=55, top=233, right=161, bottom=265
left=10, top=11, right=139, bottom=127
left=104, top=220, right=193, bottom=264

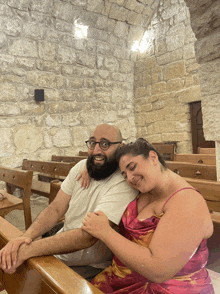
left=198, top=147, right=215, bottom=154
left=0, top=166, right=33, bottom=230
left=174, top=154, right=216, bottom=165
left=166, top=161, right=217, bottom=181
left=184, top=178, right=220, bottom=224
left=79, top=151, right=88, bottom=156
left=152, top=144, right=175, bottom=161
left=51, top=155, right=87, bottom=162
left=0, top=217, right=103, bottom=294
left=22, top=159, right=76, bottom=198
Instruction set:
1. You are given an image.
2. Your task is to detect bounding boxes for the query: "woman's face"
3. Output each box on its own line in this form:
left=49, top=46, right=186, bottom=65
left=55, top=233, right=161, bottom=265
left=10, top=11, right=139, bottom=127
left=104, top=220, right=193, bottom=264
left=119, top=152, right=158, bottom=193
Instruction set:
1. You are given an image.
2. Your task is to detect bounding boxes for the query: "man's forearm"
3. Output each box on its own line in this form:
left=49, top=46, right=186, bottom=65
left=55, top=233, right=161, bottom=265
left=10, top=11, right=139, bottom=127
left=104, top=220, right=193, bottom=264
left=22, top=205, right=62, bottom=240
left=20, top=228, right=97, bottom=261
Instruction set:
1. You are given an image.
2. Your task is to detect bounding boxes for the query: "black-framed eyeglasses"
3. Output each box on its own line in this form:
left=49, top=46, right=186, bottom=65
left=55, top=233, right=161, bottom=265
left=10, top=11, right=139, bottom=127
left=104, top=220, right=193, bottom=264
left=85, top=139, right=122, bottom=151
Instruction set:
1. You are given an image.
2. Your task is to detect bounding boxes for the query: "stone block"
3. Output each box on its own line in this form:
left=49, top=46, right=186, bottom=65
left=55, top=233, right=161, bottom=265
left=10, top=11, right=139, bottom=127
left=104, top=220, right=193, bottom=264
left=166, top=33, right=185, bottom=52
left=97, top=41, right=112, bottom=55
left=114, top=21, right=129, bottom=38
left=151, top=82, right=167, bottom=95
left=15, top=57, right=35, bottom=69
left=87, top=0, right=104, bottom=13
left=62, top=113, right=80, bottom=127
left=127, top=11, right=143, bottom=26
left=0, top=83, right=17, bottom=101
left=36, top=60, right=60, bottom=74
left=27, top=72, right=57, bottom=88
left=135, top=102, right=152, bottom=112
left=109, top=4, right=129, bottom=21
left=175, top=86, right=202, bottom=103
left=8, top=39, right=38, bottom=57
left=7, top=0, right=31, bottom=11
left=57, top=45, right=76, bottom=65
left=20, top=103, right=45, bottom=115
left=96, top=16, right=116, bottom=32
left=88, top=28, right=108, bottom=42
left=52, top=1, right=77, bottom=22
left=0, top=32, right=7, bottom=48
left=52, top=128, right=72, bottom=147
left=76, top=52, right=96, bottom=68
left=125, top=0, right=137, bottom=10
left=134, top=86, right=148, bottom=98
left=0, top=128, right=15, bottom=157
left=23, top=23, right=45, bottom=39
left=167, top=78, right=184, bottom=92
left=30, top=0, right=53, bottom=13
left=163, top=61, right=185, bottom=81
left=14, top=125, right=43, bottom=153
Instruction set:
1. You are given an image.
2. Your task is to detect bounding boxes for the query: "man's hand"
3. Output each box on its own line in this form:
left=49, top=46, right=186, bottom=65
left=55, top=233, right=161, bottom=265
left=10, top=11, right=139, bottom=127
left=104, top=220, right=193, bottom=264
left=0, top=236, right=32, bottom=270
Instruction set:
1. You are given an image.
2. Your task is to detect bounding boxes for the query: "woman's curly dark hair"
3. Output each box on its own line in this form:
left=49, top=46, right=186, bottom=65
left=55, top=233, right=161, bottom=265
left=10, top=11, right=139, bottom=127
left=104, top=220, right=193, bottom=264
left=116, top=138, right=167, bottom=168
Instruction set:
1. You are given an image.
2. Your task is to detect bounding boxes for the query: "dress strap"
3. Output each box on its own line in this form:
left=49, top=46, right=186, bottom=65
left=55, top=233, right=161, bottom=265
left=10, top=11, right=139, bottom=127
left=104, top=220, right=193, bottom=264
left=162, top=187, right=197, bottom=213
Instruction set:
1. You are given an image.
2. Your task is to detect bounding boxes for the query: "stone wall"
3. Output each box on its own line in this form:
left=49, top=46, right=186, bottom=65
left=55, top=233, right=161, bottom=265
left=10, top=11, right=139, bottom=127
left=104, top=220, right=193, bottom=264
left=133, top=0, right=202, bottom=153
left=0, top=0, right=159, bottom=167
left=183, top=0, right=220, bottom=179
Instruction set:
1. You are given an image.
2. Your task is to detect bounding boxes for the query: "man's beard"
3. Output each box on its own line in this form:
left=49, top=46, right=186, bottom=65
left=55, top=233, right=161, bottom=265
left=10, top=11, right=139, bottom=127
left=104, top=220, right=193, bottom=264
left=86, top=153, right=119, bottom=180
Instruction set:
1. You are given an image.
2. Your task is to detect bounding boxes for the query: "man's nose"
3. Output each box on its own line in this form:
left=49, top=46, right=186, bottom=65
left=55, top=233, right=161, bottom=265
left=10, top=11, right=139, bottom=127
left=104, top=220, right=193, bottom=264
left=93, top=142, right=102, bottom=153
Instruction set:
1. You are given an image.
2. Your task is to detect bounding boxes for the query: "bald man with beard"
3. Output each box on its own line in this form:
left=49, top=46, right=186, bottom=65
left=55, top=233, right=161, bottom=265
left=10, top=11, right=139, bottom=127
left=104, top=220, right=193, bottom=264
left=0, top=124, right=138, bottom=281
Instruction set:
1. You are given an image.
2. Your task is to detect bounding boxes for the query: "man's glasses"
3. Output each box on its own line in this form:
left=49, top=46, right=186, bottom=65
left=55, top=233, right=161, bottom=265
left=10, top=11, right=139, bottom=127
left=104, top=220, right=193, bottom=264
left=85, top=140, right=121, bottom=151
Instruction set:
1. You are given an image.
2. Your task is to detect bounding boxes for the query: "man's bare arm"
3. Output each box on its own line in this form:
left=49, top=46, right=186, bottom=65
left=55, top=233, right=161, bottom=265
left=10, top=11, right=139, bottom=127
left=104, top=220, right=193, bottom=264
left=0, top=189, right=71, bottom=269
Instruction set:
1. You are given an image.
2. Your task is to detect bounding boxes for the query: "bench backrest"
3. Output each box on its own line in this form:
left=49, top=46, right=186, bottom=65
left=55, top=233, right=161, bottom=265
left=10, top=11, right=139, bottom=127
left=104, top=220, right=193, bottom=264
left=0, top=217, right=103, bottom=294
left=51, top=155, right=87, bottom=162
left=0, top=166, right=33, bottom=229
left=152, top=144, right=175, bottom=161
left=184, top=178, right=220, bottom=213
left=198, top=148, right=215, bottom=154
left=0, top=166, right=33, bottom=189
left=174, top=154, right=216, bottom=165
left=79, top=151, right=88, bottom=156
left=166, top=161, right=217, bottom=181
left=22, top=159, right=76, bottom=177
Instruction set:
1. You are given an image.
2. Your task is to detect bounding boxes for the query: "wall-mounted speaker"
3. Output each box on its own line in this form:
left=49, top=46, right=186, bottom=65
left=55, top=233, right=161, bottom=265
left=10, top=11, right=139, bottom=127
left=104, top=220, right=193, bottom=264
left=34, top=89, right=44, bottom=102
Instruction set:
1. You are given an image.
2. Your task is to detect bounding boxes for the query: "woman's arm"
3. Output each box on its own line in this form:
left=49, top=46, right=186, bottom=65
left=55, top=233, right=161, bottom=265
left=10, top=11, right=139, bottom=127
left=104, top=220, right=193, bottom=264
left=82, top=190, right=213, bottom=283
left=76, top=166, right=91, bottom=189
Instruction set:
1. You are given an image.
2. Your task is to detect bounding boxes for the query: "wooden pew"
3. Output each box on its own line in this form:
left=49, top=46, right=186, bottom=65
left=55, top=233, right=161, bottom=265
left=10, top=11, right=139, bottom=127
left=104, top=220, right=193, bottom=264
left=198, top=147, right=215, bottom=154
left=152, top=144, right=175, bottom=161
left=184, top=178, right=220, bottom=224
left=174, top=154, right=216, bottom=165
left=0, top=166, right=33, bottom=230
left=0, top=217, right=103, bottom=294
left=79, top=151, right=88, bottom=156
left=51, top=155, right=87, bottom=162
left=22, top=159, right=76, bottom=198
left=166, top=161, right=217, bottom=181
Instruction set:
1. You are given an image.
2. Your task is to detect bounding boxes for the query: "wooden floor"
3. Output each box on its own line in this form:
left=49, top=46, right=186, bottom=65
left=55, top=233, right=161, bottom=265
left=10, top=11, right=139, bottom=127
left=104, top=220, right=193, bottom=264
left=2, top=193, right=220, bottom=293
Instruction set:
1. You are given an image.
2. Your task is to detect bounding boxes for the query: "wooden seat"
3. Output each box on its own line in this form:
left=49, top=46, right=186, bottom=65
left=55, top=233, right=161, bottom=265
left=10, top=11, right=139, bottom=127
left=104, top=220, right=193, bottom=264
left=174, top=154, right=216, bottom=165
left=22, top=159, right=76, bottom=198
left=152, top=144, right=175, bottom=161
left=0, top=217, right=103, bottom=294
left=166, top=161, right=217, bottom=181
left=198, top=147, right=215, bottom=154
left=0, top=166, right=33, bottom=230
left=184, top=177, right=220, bottom=224
left=51, top=155, right=87, bottom=162
left=79, top=151, right=88, bottom=156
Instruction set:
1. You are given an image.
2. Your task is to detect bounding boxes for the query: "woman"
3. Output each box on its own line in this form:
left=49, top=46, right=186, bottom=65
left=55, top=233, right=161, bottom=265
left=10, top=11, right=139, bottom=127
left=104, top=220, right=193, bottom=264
left=82, top=138, right=214, bottom=293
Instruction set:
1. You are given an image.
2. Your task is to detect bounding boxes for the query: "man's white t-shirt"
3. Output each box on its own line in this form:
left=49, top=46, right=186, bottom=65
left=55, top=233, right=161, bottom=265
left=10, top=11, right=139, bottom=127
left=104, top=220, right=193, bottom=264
left=55, top=159, right=138, bottom=267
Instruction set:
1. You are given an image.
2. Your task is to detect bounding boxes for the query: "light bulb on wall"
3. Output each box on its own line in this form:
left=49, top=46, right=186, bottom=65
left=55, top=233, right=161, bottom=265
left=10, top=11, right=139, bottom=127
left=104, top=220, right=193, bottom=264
left=74, top=20, right=88, bottom=38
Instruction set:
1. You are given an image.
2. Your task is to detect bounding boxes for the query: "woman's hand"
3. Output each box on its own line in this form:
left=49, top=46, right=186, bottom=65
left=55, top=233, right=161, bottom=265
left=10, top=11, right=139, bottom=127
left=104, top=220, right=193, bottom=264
left=82, top=211, right=112, bottom=241
left=76, top=166, right=91, bottom=189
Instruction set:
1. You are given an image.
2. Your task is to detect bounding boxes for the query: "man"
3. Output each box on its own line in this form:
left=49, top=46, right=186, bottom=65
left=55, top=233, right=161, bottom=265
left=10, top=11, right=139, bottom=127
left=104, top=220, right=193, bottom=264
left=0, top=124, right=138, bottom=280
